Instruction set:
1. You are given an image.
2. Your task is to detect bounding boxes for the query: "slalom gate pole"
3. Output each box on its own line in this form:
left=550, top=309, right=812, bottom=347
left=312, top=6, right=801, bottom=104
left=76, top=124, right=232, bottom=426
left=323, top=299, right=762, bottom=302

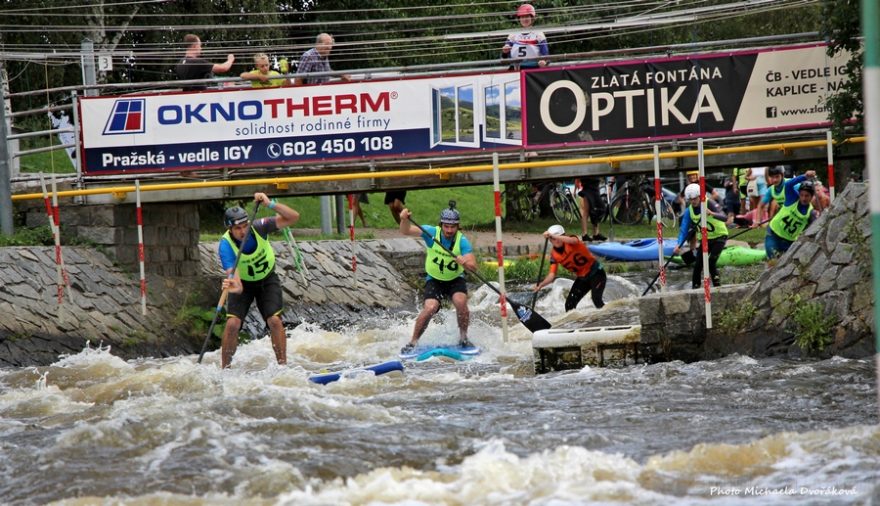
left=348, top=194, right=357, bottom=288
left=653, top=145, right=666, bottom=292
left=135, top=180, right=147, bottom=315
left=826, top=130, right=836, bottom=202
left=697, top=139, right=712, bottom=329
left=492, top=153, right=509, bottom=343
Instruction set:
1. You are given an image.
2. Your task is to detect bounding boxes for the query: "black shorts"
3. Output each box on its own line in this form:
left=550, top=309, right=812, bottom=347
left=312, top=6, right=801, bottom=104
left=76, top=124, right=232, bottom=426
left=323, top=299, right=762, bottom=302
left=226, top=271, right=284, bottom=321
left=384, top=191, right=407, bottom=205
left=423, top=277, right=468, bottom=302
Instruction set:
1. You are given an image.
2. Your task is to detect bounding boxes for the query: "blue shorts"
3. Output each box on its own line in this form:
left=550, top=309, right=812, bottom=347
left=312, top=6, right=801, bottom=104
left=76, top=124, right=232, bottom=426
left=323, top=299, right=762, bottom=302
left=765, top=229, right=793, bottom=259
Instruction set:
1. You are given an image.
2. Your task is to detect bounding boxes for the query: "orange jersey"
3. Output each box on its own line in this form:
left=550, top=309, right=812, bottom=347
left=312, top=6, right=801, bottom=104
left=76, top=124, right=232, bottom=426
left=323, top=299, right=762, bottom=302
left=549, top=239, right=597, bottom=278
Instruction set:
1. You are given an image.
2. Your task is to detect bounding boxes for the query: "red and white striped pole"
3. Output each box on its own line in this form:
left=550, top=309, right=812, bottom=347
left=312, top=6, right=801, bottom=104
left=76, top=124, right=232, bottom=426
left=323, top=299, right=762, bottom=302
left=135, top=180, right=147, bottom=315
left=697, top=139, right=712, bottom=328
left=492, top=153, right=510, bottom=343
left=826, top=130, right=836, bottom=202
left=50, top=174, right=71, bottom=304
left=652, top=145, right=666, bottom=291
left=347, top=194, right=357, bottom=288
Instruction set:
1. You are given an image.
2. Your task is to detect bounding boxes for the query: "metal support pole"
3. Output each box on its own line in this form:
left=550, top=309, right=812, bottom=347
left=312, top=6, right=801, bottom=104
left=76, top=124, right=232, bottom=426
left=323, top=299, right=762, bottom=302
left=334, top=194, right=345, bottom=234
left=319, top=195, right=332, bottom=235
left=81, top=39, right=98, bottom=97
left=0, top=80, right=13, bottom=235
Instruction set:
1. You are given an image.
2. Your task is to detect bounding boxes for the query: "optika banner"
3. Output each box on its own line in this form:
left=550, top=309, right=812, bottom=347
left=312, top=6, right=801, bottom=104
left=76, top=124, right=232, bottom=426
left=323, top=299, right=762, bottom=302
left=79, top=72, right=523, bottom=174
left=522, top=43, right=851, bottom=148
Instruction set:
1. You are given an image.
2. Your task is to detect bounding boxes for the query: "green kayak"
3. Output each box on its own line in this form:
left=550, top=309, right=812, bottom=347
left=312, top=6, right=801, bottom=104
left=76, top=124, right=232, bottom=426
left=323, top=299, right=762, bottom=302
left=668, top=246, right=767, bottom=267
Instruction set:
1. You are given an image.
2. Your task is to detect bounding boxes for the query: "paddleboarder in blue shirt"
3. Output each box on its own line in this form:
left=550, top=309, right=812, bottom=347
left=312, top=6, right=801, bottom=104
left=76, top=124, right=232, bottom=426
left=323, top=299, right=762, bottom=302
left=398, top=203, right=478, bottom=354
left=218, top=192, right=299, bottom=368
left=674, top=183, right=728, bottom=289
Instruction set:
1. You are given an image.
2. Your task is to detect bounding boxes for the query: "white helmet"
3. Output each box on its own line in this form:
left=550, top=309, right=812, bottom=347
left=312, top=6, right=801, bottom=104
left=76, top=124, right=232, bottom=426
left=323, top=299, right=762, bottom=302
left=684, top=183, right=701, bottom=200
left=547, top=224, right=565, bottom=236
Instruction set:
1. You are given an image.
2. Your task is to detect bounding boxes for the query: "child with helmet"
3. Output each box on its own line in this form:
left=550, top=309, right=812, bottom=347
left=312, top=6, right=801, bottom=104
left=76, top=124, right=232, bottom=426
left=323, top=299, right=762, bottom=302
left=533, top=224, right=606, bottom=311
left=501, top=4, right=549, bottom=68
left=398, top=202, right=478, bottom=353
left=674, top=183, right=729, bottom=289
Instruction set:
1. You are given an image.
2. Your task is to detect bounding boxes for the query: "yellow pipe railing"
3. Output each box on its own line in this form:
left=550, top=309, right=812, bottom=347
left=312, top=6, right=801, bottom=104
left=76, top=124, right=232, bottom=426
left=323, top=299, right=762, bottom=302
left=12, top=136, right=864, bottom=202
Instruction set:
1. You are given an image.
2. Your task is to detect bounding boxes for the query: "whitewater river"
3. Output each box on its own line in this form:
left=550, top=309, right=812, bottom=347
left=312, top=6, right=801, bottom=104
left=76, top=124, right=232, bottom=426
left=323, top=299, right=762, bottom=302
left=0, top=274, right=877, bottom=505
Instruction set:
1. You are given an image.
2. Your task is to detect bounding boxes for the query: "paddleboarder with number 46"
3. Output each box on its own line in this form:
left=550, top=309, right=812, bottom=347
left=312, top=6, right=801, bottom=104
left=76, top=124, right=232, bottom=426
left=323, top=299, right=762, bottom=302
left=534, top=224, right=606, bottom=311
left=398, top=203, right=478, bottom=355
left=218, top=192, right=299, bottom=368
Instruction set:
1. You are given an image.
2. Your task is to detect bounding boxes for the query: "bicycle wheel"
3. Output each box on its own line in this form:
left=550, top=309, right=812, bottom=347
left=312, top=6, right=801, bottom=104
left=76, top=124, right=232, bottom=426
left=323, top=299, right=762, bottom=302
left=550, top=187, right=577, bottom=223
left=656, top=197, right=678, bottom=230
left=610, top=191, right=645, bottom=225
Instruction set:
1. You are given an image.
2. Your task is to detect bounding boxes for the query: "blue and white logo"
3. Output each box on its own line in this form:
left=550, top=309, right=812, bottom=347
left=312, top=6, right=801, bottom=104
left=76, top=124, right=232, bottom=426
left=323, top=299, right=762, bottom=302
left=102, top=99, right=146, bottom=135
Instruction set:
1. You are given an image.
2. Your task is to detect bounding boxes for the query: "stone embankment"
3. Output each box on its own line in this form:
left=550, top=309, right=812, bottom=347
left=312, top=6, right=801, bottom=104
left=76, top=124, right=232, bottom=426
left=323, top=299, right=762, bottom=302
left=0, top=237, right=424, bottom=367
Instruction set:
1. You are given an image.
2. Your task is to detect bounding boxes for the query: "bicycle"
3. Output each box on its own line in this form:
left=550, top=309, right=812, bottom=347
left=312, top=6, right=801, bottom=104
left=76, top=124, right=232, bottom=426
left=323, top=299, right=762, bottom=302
left=548, top=181, right=581, bottom=224
left=608, top=174, right=678, bottom=229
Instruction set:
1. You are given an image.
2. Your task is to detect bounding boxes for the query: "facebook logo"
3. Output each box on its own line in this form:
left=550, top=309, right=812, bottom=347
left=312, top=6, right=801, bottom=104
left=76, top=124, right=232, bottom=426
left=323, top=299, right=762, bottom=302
left=103, top=99, right=146, bottom=135
left=766, top=106, right=777, bottom=118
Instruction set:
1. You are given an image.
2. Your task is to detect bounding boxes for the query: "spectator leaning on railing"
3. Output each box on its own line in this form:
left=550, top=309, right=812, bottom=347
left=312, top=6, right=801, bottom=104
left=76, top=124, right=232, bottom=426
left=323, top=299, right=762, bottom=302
left=175, top=33, right=235, bottom=90
left=294, top=33, right=351, bottom=86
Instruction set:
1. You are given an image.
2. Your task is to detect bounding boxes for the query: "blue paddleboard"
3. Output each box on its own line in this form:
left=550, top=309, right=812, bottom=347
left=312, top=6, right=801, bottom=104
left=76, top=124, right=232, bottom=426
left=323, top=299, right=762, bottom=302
left=308, top=360, right=404, bottom=385
left=398, top=344, right=481, bottom=361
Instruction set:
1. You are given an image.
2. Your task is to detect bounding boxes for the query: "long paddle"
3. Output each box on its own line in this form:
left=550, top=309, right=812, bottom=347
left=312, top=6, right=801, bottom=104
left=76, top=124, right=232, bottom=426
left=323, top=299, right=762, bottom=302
left=407, top=214, right=552, bottom=333
left=197, top=201, right=261, bottom=363
left=530, top=237, right=549, bottom=310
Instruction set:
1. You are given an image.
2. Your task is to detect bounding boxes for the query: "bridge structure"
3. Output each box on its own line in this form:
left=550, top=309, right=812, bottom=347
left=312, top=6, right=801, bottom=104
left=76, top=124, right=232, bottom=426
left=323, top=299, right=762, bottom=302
left=0, top=34, right=865, bottom=276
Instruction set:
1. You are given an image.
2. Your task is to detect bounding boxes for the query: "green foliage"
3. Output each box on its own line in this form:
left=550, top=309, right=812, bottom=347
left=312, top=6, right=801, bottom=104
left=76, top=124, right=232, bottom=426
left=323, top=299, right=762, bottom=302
left=0, top=226, right=54, bottom=246
left=842, top=217, right=870, bottom=271
left=477, top=256, right=542, bottom=284
left=788, top=294, right=835, bottom=354
left=820, top=0, right=863, bottom=140
left=173, top=304, right=220, bottom=340
left=717, top=301, right=757, bottom=336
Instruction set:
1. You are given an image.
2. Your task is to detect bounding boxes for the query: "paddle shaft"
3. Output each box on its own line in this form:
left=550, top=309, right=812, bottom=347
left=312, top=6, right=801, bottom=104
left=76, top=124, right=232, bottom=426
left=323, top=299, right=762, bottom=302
left=530, top=237, right=549, bottom=310
left=197, top=201, right=261, bottom=364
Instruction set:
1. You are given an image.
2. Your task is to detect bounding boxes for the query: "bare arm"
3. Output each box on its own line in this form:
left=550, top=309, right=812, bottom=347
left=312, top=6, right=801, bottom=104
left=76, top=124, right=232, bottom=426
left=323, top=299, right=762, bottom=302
left=398, top=208, right=424, bottom=236
left=253, top=192, right=299, bottom=229
left=212, top=54, right=235, bottom=74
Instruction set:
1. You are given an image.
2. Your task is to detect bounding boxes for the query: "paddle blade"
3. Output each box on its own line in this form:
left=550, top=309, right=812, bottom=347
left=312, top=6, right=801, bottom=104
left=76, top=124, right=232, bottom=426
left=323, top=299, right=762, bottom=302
left=508, top=299, right=552, bottom=332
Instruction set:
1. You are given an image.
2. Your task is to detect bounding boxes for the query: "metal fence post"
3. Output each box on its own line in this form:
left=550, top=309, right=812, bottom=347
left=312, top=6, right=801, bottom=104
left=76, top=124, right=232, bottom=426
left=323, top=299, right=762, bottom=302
left=0, top=76, right=14, bottom=235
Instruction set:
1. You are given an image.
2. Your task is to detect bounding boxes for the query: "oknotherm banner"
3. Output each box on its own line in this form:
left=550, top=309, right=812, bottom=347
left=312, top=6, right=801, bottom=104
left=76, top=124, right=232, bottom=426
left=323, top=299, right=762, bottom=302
left=79, top=71, right=523, bottom=174
left=522, top=43, right=851, bottom=148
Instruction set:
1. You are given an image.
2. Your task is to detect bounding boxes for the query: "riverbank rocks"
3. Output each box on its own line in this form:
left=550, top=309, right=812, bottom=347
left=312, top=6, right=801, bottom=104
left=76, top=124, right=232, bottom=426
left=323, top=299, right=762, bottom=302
left=639, top=182, right=873, bottom=360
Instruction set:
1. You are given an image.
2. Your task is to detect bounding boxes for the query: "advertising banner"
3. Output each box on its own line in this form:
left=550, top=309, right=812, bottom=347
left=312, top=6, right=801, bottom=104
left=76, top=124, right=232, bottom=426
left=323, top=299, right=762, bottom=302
left=79, top=72, right=523, bottom=174
left=523, top=43, right=851, bottom=148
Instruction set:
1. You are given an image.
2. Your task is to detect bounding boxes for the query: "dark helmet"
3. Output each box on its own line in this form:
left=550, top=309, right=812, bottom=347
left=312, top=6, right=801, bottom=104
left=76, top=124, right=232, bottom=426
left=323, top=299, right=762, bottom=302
left=799, top=181, right=815, bottom=196
left=439, top=201, right=460, bottom=224
left=768, top=165, right=785, bottom=177
left=224, top=206, right=249, bottom=227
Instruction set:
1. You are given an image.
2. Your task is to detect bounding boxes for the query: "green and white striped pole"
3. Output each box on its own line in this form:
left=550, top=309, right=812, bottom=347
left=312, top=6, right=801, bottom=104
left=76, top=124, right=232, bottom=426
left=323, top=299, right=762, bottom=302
left=863, top=0, right=880, bottom=413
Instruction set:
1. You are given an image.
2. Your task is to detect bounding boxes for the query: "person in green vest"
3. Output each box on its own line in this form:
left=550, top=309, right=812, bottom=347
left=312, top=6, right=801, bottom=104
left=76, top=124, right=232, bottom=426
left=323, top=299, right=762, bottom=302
left=398, top=203, right=478, bottom=354
left=672, top=183, right=728, bottom=289
left=765, top=171, right=818, bottom=259
left=219, top=193, right=300, bottom=368
left=755, top=165, right=788, bottom=225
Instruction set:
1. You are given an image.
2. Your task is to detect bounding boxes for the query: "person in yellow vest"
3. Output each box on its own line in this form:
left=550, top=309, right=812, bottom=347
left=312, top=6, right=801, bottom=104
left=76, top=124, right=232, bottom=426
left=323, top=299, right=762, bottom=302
left=765, top=172, right=818, bottom=259
left=240, top=53, right=287, bottom=88
left=398, top=204, right=478, bottom=354
left=219, top=193, right=300, bottom=368
left=755, top=165, right=789, bottom=225
left=533, top=224, right=606, bottom=311
left=673, top=183, right=728, bottom=289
